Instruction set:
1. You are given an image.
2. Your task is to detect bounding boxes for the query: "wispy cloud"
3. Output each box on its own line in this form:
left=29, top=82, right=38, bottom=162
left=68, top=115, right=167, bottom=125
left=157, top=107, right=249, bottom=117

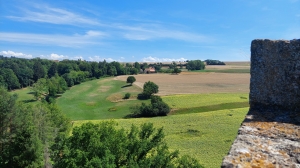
left=142, top=56, right=187, bottom=62
left=7, top=4, right=101, bottom=26
left=5, top=3, right=212, bottom=43
left=0, top=30, right=106, bottom=47
left=0, top=50, right=33, bottom=58
left=118, top=24, right=211, bottom=42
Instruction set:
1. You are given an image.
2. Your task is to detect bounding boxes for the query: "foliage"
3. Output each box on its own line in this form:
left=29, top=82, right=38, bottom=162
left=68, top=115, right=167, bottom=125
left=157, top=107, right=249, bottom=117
left=0, top=56, right=140, bottom=91
left=75, top=108, right=248, bottom=168
left=169, top=61, right=177, bottom=69
left=126, top=76, right=136, bottom=85
left=205, top=59, right=226, bottom=65
left=0, top=68, right=20, bottom=90
left=132, top=95, right=170, bottom=117
left=0, top=87, right=71, bottom=167
left=142, top=81, right=159, bottom=99
left=173, top=68, right=182, bottom=74
left=31, top=76, right=68, bottom=102
left=124, top=92, right=131, bottom=99
left=186, top=60, right=205, bottom=71
left=53, top=121, right=202, bottom=168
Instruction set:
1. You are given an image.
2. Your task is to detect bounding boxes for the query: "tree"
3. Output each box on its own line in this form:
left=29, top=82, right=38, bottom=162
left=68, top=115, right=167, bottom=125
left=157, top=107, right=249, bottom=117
left=0, top=68, right=20, bottom=90
left=142, top=81, right=159, bottom=99
left=126, top=76, right=136, bottom=85
left=52, top=121, right=202, bottom=168
left=173, top=68, right=182, bottom=74
left=48, top=62, right=58, bottom=78
left=33, top=61, right=46, bottom=82
left=134, top=62, right=140, bottom=70
left=31, top=78, right=48, bottom=100
left=186, top=60, right=205, bottom=71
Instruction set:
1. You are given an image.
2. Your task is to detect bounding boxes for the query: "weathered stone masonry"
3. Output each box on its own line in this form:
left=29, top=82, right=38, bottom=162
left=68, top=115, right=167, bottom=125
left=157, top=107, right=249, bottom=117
left=221, top=39, right=300, bottom=168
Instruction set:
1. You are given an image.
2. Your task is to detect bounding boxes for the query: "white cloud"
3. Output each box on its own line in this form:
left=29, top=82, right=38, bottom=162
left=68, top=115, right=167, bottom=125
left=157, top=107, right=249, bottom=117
left=39, top=53, right=83, bottom=60
left=142, top=56, right=187, bottom=62
left=49, top=53, right=67, bottom=60
left=0, top=50, right=33, bottom=58
left=0, top=31, right=106, bottom=47
left=85, top=30, right=106, bottom=37
left=7, top=5, right=101, bottom=26
left=88, top=56, right=116, bottom=62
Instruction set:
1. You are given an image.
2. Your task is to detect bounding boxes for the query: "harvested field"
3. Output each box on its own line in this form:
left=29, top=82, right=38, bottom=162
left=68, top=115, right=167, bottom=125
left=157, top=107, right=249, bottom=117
left=116, top=73, right=250, bottom=95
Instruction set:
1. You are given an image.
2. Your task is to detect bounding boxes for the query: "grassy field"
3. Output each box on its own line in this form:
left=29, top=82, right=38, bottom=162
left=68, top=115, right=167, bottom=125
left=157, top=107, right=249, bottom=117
left=56, top=77, right=146, bottom=120
left=73, top=107, right=249, bottom=168
left=10, top=69, right=250, bottom=167
left=163, top=93, right=249, bottom=115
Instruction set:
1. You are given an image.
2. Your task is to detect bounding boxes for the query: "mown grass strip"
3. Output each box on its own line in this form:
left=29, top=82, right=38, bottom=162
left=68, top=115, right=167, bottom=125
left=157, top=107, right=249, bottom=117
left=191, top=69, right=250, bottom=73
left=172, top=101, right=249, bottom=115
left=162, top=93, right=249, bottom=109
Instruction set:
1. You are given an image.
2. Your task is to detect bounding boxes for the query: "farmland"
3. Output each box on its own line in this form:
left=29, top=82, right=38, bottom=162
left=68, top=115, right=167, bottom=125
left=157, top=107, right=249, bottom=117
left=116, top=72, right=249, bottom=95
left=11, top=64, right=250, bottom=168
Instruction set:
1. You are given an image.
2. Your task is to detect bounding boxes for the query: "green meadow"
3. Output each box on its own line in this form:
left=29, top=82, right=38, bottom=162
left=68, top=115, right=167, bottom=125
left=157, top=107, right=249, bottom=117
left=74, top=108, right=248, bottom=168
left=11, top=77, right=249, bottom=168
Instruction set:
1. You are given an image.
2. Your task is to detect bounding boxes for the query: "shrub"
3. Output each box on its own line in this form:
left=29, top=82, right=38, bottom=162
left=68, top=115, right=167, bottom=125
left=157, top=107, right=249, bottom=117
left=124, top=93, right=131, bottom=99
left=132, top=95, right=170, bottom=117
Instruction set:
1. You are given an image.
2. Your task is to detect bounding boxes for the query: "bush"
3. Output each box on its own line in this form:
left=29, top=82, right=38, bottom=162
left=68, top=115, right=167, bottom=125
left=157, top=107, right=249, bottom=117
left=124, top=93, right=131, bottom=99
left=132, top=95, right=170, bottom=117
left=52, top=121, right=203, bottom=167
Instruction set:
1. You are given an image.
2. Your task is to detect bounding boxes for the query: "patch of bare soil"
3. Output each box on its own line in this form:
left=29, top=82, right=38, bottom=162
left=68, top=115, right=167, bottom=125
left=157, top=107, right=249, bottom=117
left=116, top=73, right=250, bottom=95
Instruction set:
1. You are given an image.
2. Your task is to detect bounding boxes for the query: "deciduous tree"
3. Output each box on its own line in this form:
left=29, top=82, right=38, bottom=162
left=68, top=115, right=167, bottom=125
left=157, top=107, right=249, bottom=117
left=127, top=76, right=136, bottom=85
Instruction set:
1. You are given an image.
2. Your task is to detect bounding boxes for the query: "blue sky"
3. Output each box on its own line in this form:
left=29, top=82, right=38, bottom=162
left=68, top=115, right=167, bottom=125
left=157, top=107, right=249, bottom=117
left=0, top=0, right=299, bottom=62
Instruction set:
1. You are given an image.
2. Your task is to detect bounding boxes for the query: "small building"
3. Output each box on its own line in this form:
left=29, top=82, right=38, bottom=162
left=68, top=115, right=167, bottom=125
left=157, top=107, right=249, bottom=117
left=144, top=67, right=156, bottom=73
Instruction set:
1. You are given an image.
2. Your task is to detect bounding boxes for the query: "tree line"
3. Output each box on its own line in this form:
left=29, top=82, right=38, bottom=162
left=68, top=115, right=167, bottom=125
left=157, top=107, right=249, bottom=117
left=0, top=56, right=142, bottom=91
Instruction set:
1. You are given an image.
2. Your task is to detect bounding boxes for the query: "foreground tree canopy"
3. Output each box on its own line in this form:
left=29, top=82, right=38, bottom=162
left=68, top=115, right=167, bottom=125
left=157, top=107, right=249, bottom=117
left=0, top=87, right=71, bottom=167
left=53, top=121, right=203, bottom=168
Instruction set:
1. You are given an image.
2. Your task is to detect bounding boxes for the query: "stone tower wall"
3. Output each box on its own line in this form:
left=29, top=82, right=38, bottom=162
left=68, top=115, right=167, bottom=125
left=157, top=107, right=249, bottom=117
left=250, top=39, right=300, bottom=110
left=221, top=39, right=300, bottom=167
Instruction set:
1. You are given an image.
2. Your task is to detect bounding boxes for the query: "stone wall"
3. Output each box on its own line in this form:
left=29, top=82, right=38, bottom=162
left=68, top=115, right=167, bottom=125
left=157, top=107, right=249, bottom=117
left=221, top=39, right=300, bottom=168
left=250, top=39, right=300, bottom=111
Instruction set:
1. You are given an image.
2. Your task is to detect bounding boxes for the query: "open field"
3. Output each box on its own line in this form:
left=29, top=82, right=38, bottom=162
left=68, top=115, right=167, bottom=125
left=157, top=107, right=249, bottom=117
left=116, top=73, right=250, bottom=95
left=73, top=107, right=249, bottom=168
left=56, top=78, right=146, bottom=120
left=10, top=70, right=250, bottom=167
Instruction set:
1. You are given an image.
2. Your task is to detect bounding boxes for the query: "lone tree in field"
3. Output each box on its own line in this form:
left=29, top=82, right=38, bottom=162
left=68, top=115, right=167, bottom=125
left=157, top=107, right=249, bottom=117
left=142, top=81, right=158, bottom=98
left=126, top=76, right=136, bottom=85
left=173, top=68, right=181, bottom=74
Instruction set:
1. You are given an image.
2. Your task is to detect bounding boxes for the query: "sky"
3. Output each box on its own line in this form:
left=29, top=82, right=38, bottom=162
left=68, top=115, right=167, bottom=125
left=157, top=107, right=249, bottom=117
left=0, top=0, right=299, bottom=62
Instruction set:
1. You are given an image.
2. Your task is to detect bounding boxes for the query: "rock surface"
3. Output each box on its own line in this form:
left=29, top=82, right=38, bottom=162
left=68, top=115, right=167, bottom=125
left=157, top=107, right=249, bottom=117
left=221, top=39, right=300, bottom=168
